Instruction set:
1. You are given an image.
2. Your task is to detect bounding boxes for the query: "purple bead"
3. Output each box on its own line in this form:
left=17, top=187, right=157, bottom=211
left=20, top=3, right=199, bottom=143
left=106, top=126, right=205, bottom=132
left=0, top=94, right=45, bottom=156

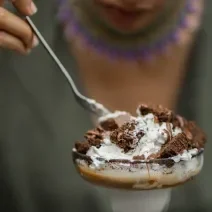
left=85, top=35, right=94, bottom=47
left=186, top=2, right=197, bottom=13
left=71, top=21, right=81, bottom=35
left=64, top=24, right=72, bottom=37
left=157, top=38, right=171, bottom=54
left=108, top=49, right=119, bottom=60
left=56, top=0, right=193, bottom=61
left=155, top=40, right=166, bottom=52
left=121, top=49, right=136, bottom=60
left=140, top=48, right=152, bottom=61
left=169, top=31, right=179, bottom=43
left=57, top=10, right=71, bottom=22
left=132, top=50, right=141, bottom=60
left=94, top=43, right=105, bottom=54
left=179, top=17, right=188, bottom=28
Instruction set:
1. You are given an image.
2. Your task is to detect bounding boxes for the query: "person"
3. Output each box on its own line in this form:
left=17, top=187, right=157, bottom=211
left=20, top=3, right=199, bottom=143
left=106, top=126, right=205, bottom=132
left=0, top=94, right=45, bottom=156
left=0, top=0, right=211, bottom=211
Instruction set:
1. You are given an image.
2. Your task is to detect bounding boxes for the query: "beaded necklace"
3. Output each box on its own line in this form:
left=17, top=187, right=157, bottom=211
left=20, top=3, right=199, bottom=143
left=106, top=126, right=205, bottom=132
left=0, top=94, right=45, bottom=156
left=57, top=0, right=199, bottom=60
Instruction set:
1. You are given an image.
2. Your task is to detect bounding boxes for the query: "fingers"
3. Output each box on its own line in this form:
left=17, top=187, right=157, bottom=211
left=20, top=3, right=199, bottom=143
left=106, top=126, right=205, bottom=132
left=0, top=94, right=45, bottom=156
left=0, top=31, right=30, bottom=54
left=12, top=0, right=37, bottom=16
left=0, top=7, right=37, bottom=48
left=0, top=0, right=38, bottom=54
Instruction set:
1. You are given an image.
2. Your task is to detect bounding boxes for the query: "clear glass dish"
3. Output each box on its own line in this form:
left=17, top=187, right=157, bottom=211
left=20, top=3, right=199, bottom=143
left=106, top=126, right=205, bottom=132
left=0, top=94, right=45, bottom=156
left=72, top=149, right=204, bottom=190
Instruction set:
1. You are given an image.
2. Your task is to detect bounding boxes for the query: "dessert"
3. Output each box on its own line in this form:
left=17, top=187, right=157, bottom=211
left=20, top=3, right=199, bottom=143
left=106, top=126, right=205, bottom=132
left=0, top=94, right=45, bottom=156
left=73, top=104, right=205, bottom=189
left=72, top=104, right=206, bottom=212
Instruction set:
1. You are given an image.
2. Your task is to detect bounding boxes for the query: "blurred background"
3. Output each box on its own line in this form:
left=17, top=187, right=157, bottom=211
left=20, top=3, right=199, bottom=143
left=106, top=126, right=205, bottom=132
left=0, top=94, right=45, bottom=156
left=0, top=0, right=211, bottom=211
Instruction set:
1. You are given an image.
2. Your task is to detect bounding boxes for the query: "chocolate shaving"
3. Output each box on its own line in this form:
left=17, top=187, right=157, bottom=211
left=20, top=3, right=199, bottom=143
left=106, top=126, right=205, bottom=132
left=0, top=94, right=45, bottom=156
left=75, top=141, right=90, bottom=154
left=110, top=121, right=139, bottom=152
left=138, top=104, right=155, bottom=116
left=183, top=121, right=206, bottom=148
left=138, top=104, right=174, bottom=123
left=158, top=133, right=191, bottom=158
left=84, top=128, right=104, bottom=148
left=74, top=103, right=206, bottom=167
left=100, top=118, right=119, bottom=131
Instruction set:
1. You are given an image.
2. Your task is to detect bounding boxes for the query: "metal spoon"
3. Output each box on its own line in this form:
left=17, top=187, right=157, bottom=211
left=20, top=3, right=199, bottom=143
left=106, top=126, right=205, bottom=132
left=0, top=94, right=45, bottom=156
left=25, top=16, right=110, bottom=117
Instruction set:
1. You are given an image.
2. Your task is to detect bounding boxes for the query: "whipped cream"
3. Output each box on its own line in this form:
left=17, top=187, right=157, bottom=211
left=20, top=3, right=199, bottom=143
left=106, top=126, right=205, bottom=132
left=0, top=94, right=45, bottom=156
left=98, top=111, right=129, bottom=123
left=86, top=111, right=198, bottom=162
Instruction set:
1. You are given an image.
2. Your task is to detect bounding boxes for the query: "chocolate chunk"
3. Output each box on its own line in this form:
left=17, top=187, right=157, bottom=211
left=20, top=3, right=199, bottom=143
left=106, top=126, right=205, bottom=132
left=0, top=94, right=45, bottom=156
left=110, top=131, right=134, bottom=152
left=137, top=104, right=207, bottom=150
left=138, top=104, right=174, bottom=123
left=110, top=121, right=139, bottom=152
left=183, top=121, right=206, bottom=148
left=100, top=118, right=119, bottom=131
left=122, top=121, right=136, bottom=131
left=157, top=109, right=173, bottom=123
left=75, top=141, right=90, bottom=154
left=158, top=133, right=191, bottom=158
left=138, top=104, right=155, bottom=116
left=133, top=155, right=145, bottom=160
left=75, top=104, right=206, bottom=161
left=84, top=128, right=104, bottom=148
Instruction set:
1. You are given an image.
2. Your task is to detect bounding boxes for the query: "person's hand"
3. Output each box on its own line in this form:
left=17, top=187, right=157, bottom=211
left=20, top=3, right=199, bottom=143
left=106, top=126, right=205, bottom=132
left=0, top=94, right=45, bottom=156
left=0, top=0, right=38, bottom=54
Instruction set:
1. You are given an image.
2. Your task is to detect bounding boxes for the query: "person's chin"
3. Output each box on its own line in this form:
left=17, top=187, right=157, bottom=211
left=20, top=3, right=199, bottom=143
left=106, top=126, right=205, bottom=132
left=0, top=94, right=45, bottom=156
left=92, top=0, right=166, bottom=33
left=100, top=6, right=144, bottom=32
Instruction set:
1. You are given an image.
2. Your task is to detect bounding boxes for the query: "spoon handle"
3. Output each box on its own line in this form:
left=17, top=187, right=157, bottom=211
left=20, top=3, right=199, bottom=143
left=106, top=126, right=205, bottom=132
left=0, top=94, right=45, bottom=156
left=25, top=16, right=110, bottom=116
left=25, top=16, right=79, bottom=95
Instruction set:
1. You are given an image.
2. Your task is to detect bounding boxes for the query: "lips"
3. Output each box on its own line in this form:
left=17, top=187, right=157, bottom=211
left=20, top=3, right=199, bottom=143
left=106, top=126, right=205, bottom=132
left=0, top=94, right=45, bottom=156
left=96, top=2, right=143, bottom=31
left=106, top=8, right=141, bottom=30
left=95, top=0, right=162, bottom=10
left=92, top=0, right=165, bottom=31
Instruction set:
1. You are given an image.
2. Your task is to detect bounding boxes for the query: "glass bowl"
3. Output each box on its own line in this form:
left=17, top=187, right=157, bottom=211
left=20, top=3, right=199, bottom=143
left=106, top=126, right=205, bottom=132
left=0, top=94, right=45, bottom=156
left=72, top=148, right=204, bottom=190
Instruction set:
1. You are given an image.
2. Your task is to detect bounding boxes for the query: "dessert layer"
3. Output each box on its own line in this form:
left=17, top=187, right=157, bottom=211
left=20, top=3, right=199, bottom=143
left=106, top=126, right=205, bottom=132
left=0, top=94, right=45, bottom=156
left=75, top=104, right=206, bottom=164
left=73, top=150, right=203, bottom=189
